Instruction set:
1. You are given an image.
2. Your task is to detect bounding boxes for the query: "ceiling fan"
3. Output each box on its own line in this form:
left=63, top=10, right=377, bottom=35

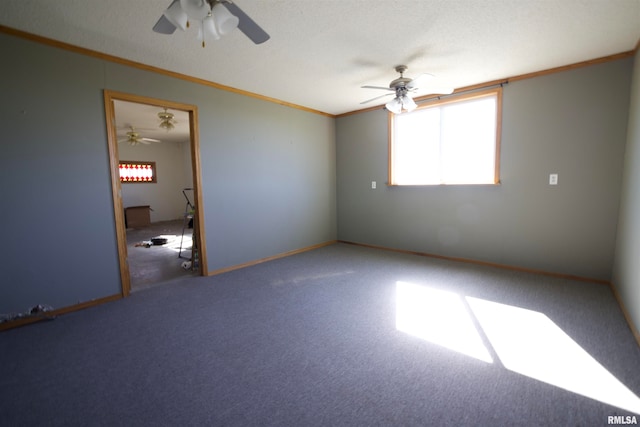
left=153, top=0, right=270, bottom=46
left=361, top=65, right=454, bottom=114
left=158, top=108, right=177, bottom=131
left=118, top=127, right=161, bottom=146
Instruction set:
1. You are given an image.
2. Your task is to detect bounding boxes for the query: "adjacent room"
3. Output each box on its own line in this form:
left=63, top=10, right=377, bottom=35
left=1, top=0, right=639, bottom=425
left=115, top=99, right=198, bottom=291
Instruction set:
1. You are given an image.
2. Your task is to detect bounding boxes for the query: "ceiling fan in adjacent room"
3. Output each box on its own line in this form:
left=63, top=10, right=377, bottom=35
left=153, top=0, right=270, bottom=46
left=118, top=126, right=161, bottom=146
left=360, top=65, right=454, bottom=114
left=158, top=108, right=177, bottom=131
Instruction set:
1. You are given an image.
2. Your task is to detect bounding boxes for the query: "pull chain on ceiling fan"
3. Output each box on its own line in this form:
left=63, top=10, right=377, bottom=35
left=153, top=0, right=270, bottom=46
left=361, top=65, right=454, bottom=114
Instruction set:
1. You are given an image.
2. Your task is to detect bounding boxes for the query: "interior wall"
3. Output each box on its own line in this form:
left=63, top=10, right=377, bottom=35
left=103, top=62, right=337, bottom=270
left=613, top=48, right=640, bottom=336
left=0, top=32, right=336, bottom=315
left=119, top=140, right=191, bottom=223
left=336, top=57, right=633, bottom=281
left=0, top=34, right=121, bottom=314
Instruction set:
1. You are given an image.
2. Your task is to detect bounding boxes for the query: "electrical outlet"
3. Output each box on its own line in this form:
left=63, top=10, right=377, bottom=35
left=371, top=181, right=377, bottom=189
left=549, top=173, right=558, bottom=185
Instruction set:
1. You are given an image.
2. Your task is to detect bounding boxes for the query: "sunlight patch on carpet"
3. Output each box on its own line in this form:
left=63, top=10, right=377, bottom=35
left=395, top=281, right=493, bottom=363
left=395, top=280, right=640, bottom=414
left=466, top=297, right=640, bottom=415
left=159, top=234, right=192, bottom=253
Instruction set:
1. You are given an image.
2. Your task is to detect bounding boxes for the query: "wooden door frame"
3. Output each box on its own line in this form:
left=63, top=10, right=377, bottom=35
left=103, top=90, right=208, bottom=296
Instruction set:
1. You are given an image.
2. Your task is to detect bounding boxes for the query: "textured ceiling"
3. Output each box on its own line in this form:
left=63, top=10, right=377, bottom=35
left=1, top=0, right=639, bottom=116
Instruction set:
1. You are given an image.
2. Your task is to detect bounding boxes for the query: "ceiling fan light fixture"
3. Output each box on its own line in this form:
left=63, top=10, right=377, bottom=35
left=158, top=108, right=176, bottom=130
left=212, top=3, right=239, bottom=35
left=401, top=95, right=417, bottom=112
left=180, top=0, right=210, bottom=20
left=163, top=0, right=189, bottom=31
left=154, top=0, right=270, bottom=45
left=201, top=13, right=221, bottom=46
left=159, top=120, right=175, bottom=131
left=385, top=98, right=403, bottom=114
left=386, top=93, right=417, bottom=114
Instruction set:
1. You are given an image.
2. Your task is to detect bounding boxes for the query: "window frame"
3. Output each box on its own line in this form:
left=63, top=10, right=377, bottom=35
left=388, top=87, right=502, bottom=186
left=118, top=160, right=157, bottom=184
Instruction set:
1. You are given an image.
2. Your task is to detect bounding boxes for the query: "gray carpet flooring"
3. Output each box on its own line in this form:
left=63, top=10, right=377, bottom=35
left=1, top=243, right=639, bottom=426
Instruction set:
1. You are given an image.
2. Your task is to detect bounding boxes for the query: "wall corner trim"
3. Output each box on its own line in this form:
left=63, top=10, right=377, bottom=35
left=0, top=25, right=335, bottom=118
left=0, top=294, right=122, bottom=332
left=209, top=241, right=338, bottom=276
left=338, top=240, right=611, bottom=285
left=610, top=282, right=640, bottom=349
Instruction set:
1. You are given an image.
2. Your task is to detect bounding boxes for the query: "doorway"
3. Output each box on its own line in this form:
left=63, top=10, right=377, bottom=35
left=103, top=90, right=208, bottom=296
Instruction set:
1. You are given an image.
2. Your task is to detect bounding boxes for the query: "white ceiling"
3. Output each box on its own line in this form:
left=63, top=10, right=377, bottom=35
left=1, top=0, right=639, bottom=116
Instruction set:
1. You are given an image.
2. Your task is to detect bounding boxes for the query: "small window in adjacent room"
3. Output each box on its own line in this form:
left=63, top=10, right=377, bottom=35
left=119, top=161, right=157, bottom=183
left=389, top=88, right=502, bottom=186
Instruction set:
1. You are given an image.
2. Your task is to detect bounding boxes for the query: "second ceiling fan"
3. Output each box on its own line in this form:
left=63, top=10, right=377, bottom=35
left=118, top=126, right=161, bottom=146
left=361, top=65, right=454, bottom=114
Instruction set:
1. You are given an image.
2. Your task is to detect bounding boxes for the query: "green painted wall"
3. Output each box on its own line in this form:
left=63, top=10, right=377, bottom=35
left=613, top=48, right=640, bottom=336
left=337, top=58, right=633, bottom=281
left=0, top=32, right=336, bottom=314
left=2, top=27, right=637, bottom=324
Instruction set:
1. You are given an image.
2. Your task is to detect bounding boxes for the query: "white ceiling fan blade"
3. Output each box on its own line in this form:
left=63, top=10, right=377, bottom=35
left=361, top=85, right=394, bottom=91
left=425, top=86, right=455, bottom=95
left=406, top=73, right=434, bottom=89
left=360, top=93, right=394, bottom=105
left=140, top=138, right=161, bottom=143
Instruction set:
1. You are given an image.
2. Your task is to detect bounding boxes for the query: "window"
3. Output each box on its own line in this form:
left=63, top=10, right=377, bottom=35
left=388, top=88, right=501, bottom=186
left=119, top=161, right=157, bottom=183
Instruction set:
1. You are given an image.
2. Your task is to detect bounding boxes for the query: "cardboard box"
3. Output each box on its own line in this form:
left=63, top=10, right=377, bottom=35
left=125, top=205, right=151, bottom=228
